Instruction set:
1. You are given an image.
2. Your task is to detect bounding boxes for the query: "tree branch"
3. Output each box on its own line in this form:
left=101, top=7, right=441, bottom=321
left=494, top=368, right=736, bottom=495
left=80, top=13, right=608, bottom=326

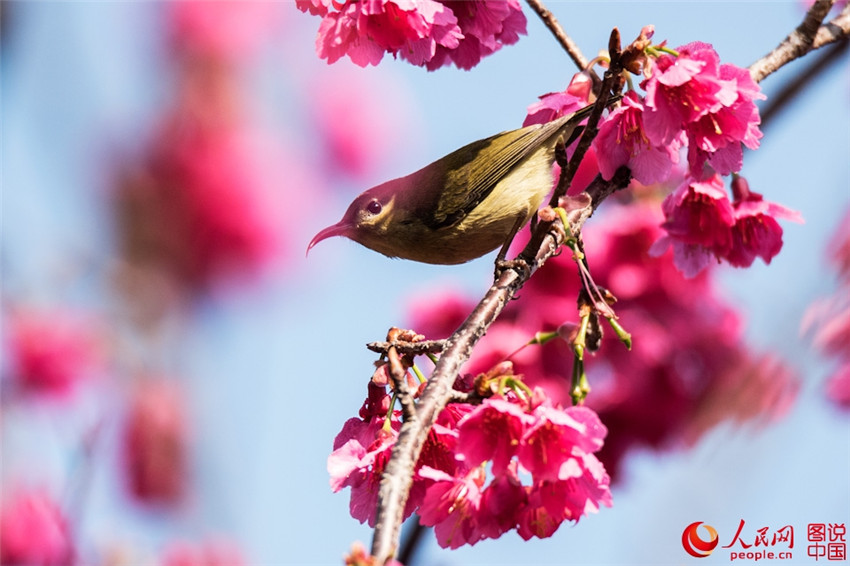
left=813, top=4, right=850, bottom=47
left=760, top=37, right=849, bottom=130
left=749, top=0, right=849, bottom=82
left=525, top=0, right=589, bottom=70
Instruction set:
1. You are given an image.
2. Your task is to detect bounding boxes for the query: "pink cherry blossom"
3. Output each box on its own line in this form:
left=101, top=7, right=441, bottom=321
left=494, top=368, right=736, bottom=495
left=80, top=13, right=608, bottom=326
left=4, top=309, right=101, bottom=396
left=359, top=381, right=393, bottom=421
left=122, top=379, right=188, bottom=505
left=311, top=0, right=463, bottom=68
left=807, top=297, right=850, bottom=360
left=518, top=405, right=606, bottom=482
left=725, top=176, right=803, bottom=268
left=642, top=42, right=734, bottom=146
left=660, top=172, right=734, bottom=250
left=0, top=489, right=74, bottom=566
left=686, top=63, right=766, bottom=176
left=517, top=480, right=575, bottom=540
left=652, top=175, right=800, bottom=275
left=593, top=91, right=681, bottom=185
left=651, top=174, right=734, bottom=276
left=419, top=408, right=471, bottom=476
left=476, top=462, right=526, bottom=539
left=523, top=74, right=590, bottom=127
left=455, top=397, right=532, bottom=474
left=417, top=466, right=486, bottom=549
left=328, top=416, right=401, bottom=526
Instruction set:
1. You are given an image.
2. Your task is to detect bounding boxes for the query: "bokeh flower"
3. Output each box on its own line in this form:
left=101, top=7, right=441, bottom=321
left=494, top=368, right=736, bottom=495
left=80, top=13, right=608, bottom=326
left=803, top=206, right=850, bottom=409
left=122, top=379, right=189, bottom=505
left=168, top=0, right=282, bottom=61
left=3, top=309, right=101, bottom=397
left=0, top=489, right=74, bottom=566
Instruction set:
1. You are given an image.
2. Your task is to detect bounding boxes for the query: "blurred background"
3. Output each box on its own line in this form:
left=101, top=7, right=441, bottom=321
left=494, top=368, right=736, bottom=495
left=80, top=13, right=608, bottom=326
left=1, top=1, right=848, bottom=565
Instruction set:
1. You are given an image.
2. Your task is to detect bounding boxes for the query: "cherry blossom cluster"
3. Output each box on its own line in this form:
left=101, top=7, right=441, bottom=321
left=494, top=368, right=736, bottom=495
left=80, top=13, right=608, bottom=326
left=650, top=174, right=804, bottom=276
left=296, top=0, right=526, bottom=70
left=409, top=201, right=799, bottom=478
left=328, top=358, right=611, bottom=549
left=526, top=33, right=802, bottom=276
left=803, top=207, right=850, bottom=407
left=115, top=1, right=288, bottom=294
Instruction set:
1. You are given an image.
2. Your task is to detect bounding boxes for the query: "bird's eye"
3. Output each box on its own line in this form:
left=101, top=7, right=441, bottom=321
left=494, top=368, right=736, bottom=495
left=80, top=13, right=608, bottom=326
left=366, top=200, right=382, bottom=215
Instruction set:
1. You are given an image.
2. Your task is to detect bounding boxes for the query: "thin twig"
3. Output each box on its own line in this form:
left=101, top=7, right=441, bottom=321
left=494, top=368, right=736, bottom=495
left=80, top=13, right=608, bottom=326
left=760, top=37, right=849, bottom=130
left=387, top=347, right=417, bottom=421
left=367, top=339, right=446, bottom=356
left=525, top=0, right=589, bottom=70
left=749, top=0, right=847, bottom=82
left=813, top=4, right=850, bottom=47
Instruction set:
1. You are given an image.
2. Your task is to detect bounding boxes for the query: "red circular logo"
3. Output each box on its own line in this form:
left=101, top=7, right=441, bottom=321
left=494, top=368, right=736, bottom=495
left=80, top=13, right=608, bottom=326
left=682, top=521, right=719, bottom=558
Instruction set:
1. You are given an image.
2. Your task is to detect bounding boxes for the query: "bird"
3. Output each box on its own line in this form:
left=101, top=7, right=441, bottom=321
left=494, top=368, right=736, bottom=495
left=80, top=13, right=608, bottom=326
left=307, top=103, right=601, bottom=265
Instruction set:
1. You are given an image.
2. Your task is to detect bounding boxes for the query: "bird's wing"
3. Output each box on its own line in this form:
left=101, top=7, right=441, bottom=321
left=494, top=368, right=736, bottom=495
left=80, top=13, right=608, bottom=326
left=425, top=107, right=592, bottom=230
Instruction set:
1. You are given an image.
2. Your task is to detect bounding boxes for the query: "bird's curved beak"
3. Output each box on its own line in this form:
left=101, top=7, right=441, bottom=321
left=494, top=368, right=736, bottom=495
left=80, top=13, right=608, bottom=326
left=306, top=222, right=350, bottom=257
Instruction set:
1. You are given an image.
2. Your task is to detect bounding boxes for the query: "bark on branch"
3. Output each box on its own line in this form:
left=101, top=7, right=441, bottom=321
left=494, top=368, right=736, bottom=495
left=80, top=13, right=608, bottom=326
left=750, top=0, right=850, bottom=82
left=525, top=0, right=589, bottom=70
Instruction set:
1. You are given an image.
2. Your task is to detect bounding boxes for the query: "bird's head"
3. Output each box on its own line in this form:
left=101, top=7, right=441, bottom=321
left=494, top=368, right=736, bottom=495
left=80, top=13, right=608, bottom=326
left=307, top=181, right=404, bottom=258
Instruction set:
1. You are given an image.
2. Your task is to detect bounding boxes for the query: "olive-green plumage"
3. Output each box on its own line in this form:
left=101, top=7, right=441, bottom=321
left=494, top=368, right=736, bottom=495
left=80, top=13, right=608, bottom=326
left=308, top=105, right=596, bottom=265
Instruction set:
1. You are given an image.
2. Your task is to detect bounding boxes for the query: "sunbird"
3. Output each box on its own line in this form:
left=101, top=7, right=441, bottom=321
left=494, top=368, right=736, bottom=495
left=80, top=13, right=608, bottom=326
left=308, top=104, right=598, bottom=265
